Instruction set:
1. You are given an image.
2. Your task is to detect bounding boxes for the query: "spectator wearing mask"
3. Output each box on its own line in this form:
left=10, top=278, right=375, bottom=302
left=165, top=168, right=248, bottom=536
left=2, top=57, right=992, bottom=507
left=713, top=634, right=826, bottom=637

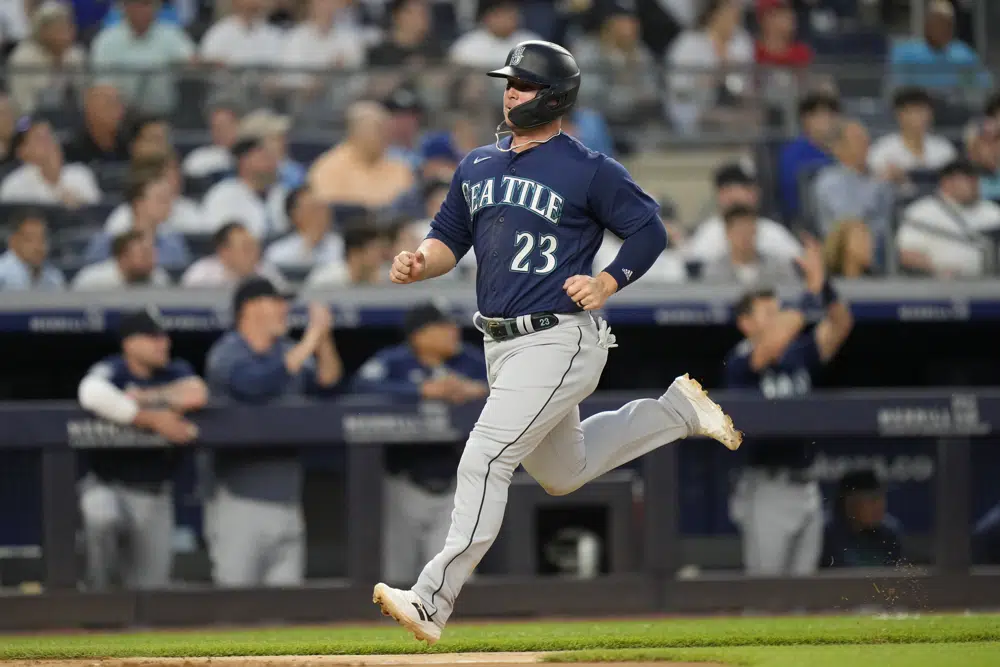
left=701, top=205, right=799, bottom=285
left=823, top=218, right=874, bottom=279
left=0, top=210, right=65, bottom=290
left=686, top=162, right=802, bottom=265
left=85, top=173, right=192, bottom=270
left=777, top=91, right=839, bottom=223
left=76, top=309, right=206, bottom=590
left=889, top=0, right=991, bottom=93
left=813, top=119, right=895, bottom=240
left=868, top=87, right=957, bottom=185
left=182, top=221, right=287, bottom=288
left=265, top=185, right=344, bottom=271
left=64, top=84, right=130, bottom=164
left=573, top=0, right=660, bottom=126
left=309, top=101, right=415, bottom=210
left=91, top=0, right=196, bottom=114
left=0, top=116, right=100, bottom=208
left=449, top=0, right=540, bottom=69
left=964, top=117, right=1000, bottom=202
left=304, top=226, right=384, bottom=287
left=754, top=0, right=811, bottom=69
left=199, top=0, right=285, bottom=67
left=204, top=277, right=342, bottom=587
left=240, top=109, right=306, bottom=191
left=821, top=468, right=904, bottom=568
left=8, top=2, right=86, bottom=116
left=106, top=151, right=204, bottom=235
left=72, top=230, right=172, bottom=289
left=367, top=0, right=445, bottom=67
left=897, top=158, right=1000, bottom=278
left=725, top=242, right=854, bottom=576
left=182, top=98, right=242, bottom=179
left=352, top=303, right=487, bottom=583
left=203, top=134, right=288, bottom=238
left=666, top=0, right=754, bottom=135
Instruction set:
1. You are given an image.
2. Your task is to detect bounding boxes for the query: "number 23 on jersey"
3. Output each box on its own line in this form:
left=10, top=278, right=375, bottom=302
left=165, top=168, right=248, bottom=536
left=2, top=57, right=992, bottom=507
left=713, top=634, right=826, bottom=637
left=510, top=231, right=558, bottom=275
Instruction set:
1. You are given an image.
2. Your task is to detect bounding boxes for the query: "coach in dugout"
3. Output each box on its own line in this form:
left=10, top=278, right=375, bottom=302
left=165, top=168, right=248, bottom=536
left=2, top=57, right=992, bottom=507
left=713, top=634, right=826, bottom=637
left=204, top=276, right=343, bottom=587
left=76, top=308, right=207, bottom=590
left=352, top=302, right=488, bottom=583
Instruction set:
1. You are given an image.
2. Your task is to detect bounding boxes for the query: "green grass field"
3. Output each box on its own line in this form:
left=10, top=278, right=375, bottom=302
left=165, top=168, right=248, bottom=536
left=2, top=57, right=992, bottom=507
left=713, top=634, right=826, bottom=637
left=1, top=614, right=998, bottom=666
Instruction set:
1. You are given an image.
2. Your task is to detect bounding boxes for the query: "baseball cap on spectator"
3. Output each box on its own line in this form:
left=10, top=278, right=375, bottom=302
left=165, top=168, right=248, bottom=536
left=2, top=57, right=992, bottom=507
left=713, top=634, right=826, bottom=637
left=714, top=162, right=756, bottom=189
left=231, top=135, right=267, bottom=160
left=119, top=308, right=166, bottom=341
left=404, top=302, right=453, bottom=335
left=420, top=131, right=462, bottom=164
left=239, top=109, right=291, bottom=139
left=892, top=86, right=933, bottom=110
left=232, top=275, right=294, bottom=318
left=383, top=87, right=423, bottom=116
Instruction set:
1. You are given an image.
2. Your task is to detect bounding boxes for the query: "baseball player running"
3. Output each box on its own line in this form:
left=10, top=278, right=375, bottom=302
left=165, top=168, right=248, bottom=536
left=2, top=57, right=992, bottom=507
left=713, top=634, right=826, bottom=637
left=373, top=40, right=742, bottom=644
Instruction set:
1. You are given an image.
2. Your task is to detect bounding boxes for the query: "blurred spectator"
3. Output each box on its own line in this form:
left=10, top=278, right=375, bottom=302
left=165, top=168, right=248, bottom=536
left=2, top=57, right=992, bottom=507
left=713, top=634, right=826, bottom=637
left=282, top=0, right=366, bottom=75
left=200, top=0, right=285, bottom=67
left=351, top=302, right=487, bottom=582
left=868, top=87, right=956, bottom=184
left=203, top=135, right=289, bottom=238
left=666, top=0, right=755, bottom=135
left=383, top=86, right=424, bottom=171
left=182, top=98, right=241, bottom=179
left=393, top=179, right=476, bottom=281
left=754, top=0, right=812, bottom=68
left=72, top=230, right=172, bottom=289
left=725, top=240, right=854, bottom=576
left=204, top=277, right=342, bottom=587
left=7, top=2, right=86, bottom=116
left=823, top=218, right=874, bottom=278
left=0, top=116, right=101, bottom=208
left=0, top=93, right=15, bottom=161
left=573, top=0, right=660, bottom=126
left=367, top=0, right=445, bottom=67
left=91, top=0, right=196, bottom=115
left=76, top=309, right=206, bottom=590
left=265, top=185, right=344, bottom=270
left=686, top=162, right=802, bottom=265
left=64, top=84, right=130, bottom=164
left=889, top=0, right=991, bottom=93
left=777, top=91, right=839, bottom=223
left=820, top=468, right=903, bottom=568
left=309, top=101, right=415, bottom=209
left=594, top=201, right=686, bottom=283
left=701, top=205, right=799, bottom=285
left=85, top=173, right=192, bottom=270
left=181, top=221, right=287, bottom=288
left=305, top=226, right=384, bottom=287
left=0, top=0, right=28, bottom=51
left=896, top=159, right=1000, bottom=278
left=813, top=119, right=894, bottom=239
left=449, top=0, right=540, bottom=69
left=128, top=115, right=173, bottom=160
left=106, top=151, right=204, bottom=235
left=239, top=109, right=306, bottom=190
left=0, top=210, right=65, bottom=290
left=418, top=131, right=462, bottom=182
left=964, top=117, right=1000, bottom=201
left=101, top=1, right=187, bottom=30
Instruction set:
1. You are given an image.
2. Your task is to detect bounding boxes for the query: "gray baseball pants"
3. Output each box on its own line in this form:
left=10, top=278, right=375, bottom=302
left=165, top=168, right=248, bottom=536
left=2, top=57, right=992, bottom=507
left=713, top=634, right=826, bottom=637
left=412, top=312, right=700, bottom=626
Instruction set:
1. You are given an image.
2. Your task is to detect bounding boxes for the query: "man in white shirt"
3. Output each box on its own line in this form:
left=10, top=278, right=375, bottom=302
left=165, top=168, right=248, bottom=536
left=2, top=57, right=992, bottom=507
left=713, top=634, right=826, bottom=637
left=686, top=162, right=802, bottom=265
left=449, top=0, right=540, bottom=69
left=265, top=185, right=344, bottom=270
left=0, top=116, right=101, bottom=208
left=0, top=210, right=65, bottom=290
left=701, top=204, right=800, bottom=285
left=305, top=226, right=384, bottom=287
left=868, top=86, right=957, bottom=183
left=283, top=0, right=366, bottom=77
left=182, top=221, right=287, bottom=288
left=202, top=135, right=288, bottom=238
left=182, top=97, right=241, bottom=179
left=199, top=0, right=285, bottom=66
left=897, top=159, right=1000, bottom=277
left=73, top=230, right=172, bottom=290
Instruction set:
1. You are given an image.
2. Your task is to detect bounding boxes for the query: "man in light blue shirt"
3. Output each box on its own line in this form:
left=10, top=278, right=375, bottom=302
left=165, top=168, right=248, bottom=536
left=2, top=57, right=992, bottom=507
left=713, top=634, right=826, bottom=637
left=0, top=210, right=66, bottom=290
left=90, top=0, right=195, bottom=114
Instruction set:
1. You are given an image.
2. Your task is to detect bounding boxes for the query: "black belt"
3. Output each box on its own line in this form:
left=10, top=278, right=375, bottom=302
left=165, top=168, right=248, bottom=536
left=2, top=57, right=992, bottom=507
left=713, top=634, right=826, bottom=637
left=475, top=312, right=559, bottom=342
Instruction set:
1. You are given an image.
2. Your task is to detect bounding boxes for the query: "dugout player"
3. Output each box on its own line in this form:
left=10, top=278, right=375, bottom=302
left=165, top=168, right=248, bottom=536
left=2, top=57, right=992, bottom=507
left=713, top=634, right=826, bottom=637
left=352, top=303, right=488, bottom=583
left=724, top=236, right=854, bottom=576
left=372, top=40, right=743, bottom=645
left=76, top=308, right=207, bottom=590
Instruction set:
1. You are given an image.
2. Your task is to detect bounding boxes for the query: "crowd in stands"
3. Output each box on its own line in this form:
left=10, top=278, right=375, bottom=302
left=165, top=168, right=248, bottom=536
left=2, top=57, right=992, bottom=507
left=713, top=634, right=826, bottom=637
left=0, top=0, right=996, bottom=292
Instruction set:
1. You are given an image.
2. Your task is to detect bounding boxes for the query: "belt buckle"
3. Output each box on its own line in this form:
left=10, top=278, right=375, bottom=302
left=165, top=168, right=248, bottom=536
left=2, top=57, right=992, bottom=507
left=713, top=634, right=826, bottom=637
left=486, top=321, right=503, bottom=339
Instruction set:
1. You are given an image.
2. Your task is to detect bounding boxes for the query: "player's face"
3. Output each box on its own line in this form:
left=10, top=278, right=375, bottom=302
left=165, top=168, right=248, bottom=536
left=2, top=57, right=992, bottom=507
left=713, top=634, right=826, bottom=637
left=846, top=492, right=885, bottom=528
left=125, top=332, right=170, bottom=369
left=741, top=297, right=780, bottom=339
left=248, top=296, right=289, bottom=337
left=417, top=322, right=460, bottom=358
left=503, top=79, right=542, bottom=126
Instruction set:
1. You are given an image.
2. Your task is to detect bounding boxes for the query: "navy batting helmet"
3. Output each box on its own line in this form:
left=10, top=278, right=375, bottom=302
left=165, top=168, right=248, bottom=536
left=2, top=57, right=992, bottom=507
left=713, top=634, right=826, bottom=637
left=488, top=41, right=581, bottom=130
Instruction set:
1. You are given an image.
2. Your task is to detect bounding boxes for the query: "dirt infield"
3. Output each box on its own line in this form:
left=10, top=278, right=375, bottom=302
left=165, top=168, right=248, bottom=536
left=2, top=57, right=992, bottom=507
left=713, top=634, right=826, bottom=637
left=3, top=653, right=726, bottom=667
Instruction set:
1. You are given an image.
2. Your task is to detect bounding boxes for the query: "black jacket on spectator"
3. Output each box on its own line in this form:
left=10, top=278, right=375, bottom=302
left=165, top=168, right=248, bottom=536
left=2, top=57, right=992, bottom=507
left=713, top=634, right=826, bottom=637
left=64, top=128, right=130, bottom=164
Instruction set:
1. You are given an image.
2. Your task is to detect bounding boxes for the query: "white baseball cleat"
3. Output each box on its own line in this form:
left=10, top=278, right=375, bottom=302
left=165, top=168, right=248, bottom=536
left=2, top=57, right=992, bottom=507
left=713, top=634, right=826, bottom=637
left=372, top=582, right=442, bottom=646
left=673, top=373, right=743, bottom=451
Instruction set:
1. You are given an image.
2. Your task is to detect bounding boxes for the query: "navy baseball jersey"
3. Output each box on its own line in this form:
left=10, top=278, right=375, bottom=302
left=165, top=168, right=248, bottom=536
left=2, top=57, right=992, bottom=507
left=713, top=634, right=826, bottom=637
left=427, top=133, right=665, bottom=318
left=82, top=355, right=196, bottom=485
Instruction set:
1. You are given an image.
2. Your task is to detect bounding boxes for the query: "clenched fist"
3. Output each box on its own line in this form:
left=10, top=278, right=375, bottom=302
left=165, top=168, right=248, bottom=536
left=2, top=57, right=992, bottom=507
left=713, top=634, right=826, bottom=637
left=390, top=249, right=427, bottom=284
left=563, top=273, right=618, bottom=311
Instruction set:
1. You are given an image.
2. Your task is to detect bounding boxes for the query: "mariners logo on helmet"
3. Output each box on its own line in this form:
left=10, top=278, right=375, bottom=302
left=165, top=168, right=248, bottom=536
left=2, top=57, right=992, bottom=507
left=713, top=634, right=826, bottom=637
left=509, top=45, right=525, bottom=66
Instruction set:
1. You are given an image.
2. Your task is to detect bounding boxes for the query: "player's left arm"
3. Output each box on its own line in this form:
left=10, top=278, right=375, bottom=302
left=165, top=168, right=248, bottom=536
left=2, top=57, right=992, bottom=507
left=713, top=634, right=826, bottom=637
left=565, top=157, right=667, bottom=310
